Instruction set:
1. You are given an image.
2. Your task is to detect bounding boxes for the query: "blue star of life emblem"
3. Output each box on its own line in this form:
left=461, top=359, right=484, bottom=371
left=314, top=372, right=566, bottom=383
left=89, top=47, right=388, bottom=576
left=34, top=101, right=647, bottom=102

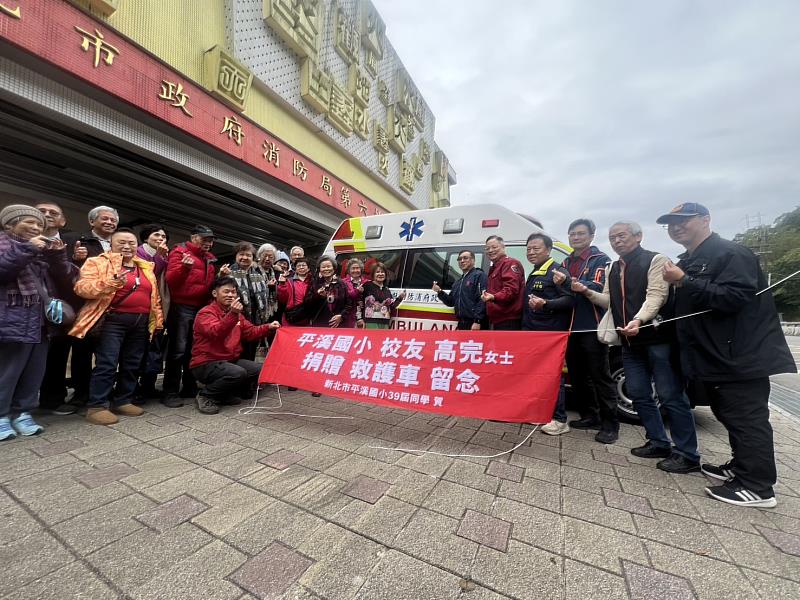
left=399, top=217, right=425, bottom=242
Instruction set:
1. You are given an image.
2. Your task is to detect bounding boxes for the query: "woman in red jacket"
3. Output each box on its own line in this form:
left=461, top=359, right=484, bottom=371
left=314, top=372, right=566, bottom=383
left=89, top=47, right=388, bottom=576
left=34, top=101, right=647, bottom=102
left=276, top=256, right=311, bottom=326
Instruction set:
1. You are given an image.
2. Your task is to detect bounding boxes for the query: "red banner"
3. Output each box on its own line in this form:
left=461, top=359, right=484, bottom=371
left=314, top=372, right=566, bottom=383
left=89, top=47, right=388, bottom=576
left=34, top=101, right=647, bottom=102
left=259, top=328, right=568, bottom=423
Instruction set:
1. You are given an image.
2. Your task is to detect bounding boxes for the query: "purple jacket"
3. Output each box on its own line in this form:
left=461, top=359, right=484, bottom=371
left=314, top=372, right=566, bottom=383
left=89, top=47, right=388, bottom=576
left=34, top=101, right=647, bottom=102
left=136, top=245, right=168, bottom=276
left=0, top=235, right=79, bottom=343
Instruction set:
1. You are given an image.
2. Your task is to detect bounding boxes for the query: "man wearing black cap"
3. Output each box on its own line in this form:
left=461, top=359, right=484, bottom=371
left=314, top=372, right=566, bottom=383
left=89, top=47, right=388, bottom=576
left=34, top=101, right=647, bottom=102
left=162, top=225, right=218, bottom=407
left=660, top=202, right=796, bottom=508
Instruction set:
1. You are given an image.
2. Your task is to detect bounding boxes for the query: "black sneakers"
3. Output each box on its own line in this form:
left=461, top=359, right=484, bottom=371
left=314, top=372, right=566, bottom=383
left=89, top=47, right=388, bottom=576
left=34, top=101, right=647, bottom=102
left=657, top=453, right=700, bottom=474
left=595, top=428, right=619, bottom=444
left=195, top=394, right=219, bottom=415
left=569, top=417, right=601, bottom=430
left=630, top=441, right=671, bottom=459
left=700, top=461, right=734, bottom=481
left=705, top=478, right=777, bottom=508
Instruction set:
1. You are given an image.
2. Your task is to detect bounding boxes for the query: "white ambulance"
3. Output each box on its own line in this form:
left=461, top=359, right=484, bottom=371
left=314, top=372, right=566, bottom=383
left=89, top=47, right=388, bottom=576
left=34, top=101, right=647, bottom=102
left=323, top=204, right=571, bottom=330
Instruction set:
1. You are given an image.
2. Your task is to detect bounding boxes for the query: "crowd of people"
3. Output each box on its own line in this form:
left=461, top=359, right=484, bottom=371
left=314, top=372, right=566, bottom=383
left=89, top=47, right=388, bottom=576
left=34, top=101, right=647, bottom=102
left=0, top=200, right=794, bottom=508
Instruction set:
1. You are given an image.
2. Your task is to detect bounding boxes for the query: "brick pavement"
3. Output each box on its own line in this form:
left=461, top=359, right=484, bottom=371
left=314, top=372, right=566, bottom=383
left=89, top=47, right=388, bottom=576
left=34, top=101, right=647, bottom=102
left=2, top=388, right=800, bottom=600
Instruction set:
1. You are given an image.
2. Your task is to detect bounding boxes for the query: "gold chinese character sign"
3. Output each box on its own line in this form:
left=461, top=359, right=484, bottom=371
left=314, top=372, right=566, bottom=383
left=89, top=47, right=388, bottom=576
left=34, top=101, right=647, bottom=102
left=75, top=26, right=119, bottom=68
left=334, top=4, right=359, bottom=65
left=359, top=0, right=385, bottom=77
left=300, top=58, right=331, bottom=114
left=203, top=46, right=253, bottom=112
left=0, top=2, right=20, bottom=19
left=263, top=0, right=322, bottom=61
left=158, top=81, right=193, bottom=117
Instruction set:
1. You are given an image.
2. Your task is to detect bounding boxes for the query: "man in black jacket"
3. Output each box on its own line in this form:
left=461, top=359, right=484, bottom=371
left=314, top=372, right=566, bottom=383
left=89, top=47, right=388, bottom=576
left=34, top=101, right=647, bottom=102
left=660, top=202, right=796, bottom=508
left=432, top=250, right=488, bottom=330
left=521, top=233, right=575, bottom=435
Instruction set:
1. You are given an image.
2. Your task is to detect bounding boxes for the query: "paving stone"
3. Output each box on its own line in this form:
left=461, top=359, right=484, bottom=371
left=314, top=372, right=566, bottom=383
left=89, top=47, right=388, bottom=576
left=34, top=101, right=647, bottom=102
left=592, top=448, right=630, bottom=466
left=472, top=540, right=562, bottom=599
left=53, top=493, right=155, bottom=555
left=120, top=454, right=196, bottom=490
left=0, top=450, right=78, bottom=483
left=335, top=495, right=417, bottom=545
left=497, top=473, right=561, bottom=513
left=603, top=487, right=655, bottom=518
left=565, top=559, right=628, bottom=600
left=0, top=487, right=43, bottom=544
left=385, top=468, right=439, bottom=505
left=614, top=462, right=681, bottom=488
left=342, top=474, right=391, bottom=504
left=148, top=414, right=189, bottom=425
left=297, top=523, right=383, bottom=598
left=422, top=479, right=494, bottom=519
left=633, top=510, right=730, bottom=560
left=295, top=443, right=350, bottom=471
left=563, top=487, right=637, bottom=533
left=109, top=417, right=189, bottom=442
left=442, top=458, right=501, bottom=494
left=229, top=541, right=314, bottom=600
left=711, top=525, right=800, bottom=581
left=0, top=531, right=74, bottom=596
left=395, top=508, right=479, bottom=573
left=492, top=497, right=563, bottom=555
left=623, top=560, right=696, bottom=600
left=258, top=448, right=306, bottom=470
left=131, top=539, right=246, bottom=600
left=508, top=453, right=561, bottom=484
left=242, top=463, right=318, bottom=498
left=136, top=494, right=209, bottom=532
left=456, top=509, right=512, bottom=552
left=206, top=447, right=269, bottom=480
left=173, top=439, right=246, bottom=465
left=70, top=431, right=141, bottom=460
left=562, top=465, right=622, bottom=494
left=22, top=480, right=131, bottom=526
left=513, top=438, right=562, bottom=463
left=143, top=467, right=234, bottom=502
left=485, top=459, right=524, bottom=482
left=3, top=560, right=117, bottom=600
left=563, top=517, right=648, bottom=574
left=75, top=462, right=139, bottom=488
left=87, top=522, right=212, bottom=594
left=645, top=541, right=760, bottom=600
left=31, top=438, right=86, bottom=457
left=354, top=549, right=463, bottom=600
left=324, top=452, right=405, bottom=484
left=191, top=483, right=272, bottom=536
left=562, top=448, right=617, bottom=475
left=756, top=525, right=800, bottom=557
left=196, top=430, right=240, bottom=446
left=742, top=567, right=800, bottom=600
left=396, top=451, right=454, bottom=478
left=283, top=473, right=351, bottom=518
left=619, top=478, right=700, bottom=517
left=224, top=499, right=326, bottom=555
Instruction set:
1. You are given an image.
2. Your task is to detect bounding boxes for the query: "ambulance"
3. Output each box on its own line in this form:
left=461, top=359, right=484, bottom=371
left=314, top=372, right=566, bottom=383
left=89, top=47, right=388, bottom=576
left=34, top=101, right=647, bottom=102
left=323, top=205, right=641, bottom=421
left=323, top=204, right=571, bottom=331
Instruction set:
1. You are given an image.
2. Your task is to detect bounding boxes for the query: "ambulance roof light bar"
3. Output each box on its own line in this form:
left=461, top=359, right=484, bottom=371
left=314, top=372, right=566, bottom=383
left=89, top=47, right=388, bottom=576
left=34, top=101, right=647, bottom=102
left=482, top=219, right=500, bottom=228
left=365, top=225, right=383, bottom=239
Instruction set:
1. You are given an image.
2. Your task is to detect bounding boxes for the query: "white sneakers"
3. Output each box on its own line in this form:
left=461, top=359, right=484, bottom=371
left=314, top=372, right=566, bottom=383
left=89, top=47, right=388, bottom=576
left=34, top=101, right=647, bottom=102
left=541, top=420, right=570, bottom=436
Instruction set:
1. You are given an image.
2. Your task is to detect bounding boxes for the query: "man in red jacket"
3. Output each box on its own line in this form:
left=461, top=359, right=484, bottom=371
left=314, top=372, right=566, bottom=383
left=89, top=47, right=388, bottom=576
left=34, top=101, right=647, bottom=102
left=480, top=235, right=525, bottom=329
left=162, top=225, right=218, bottom=407
left=191, top=277, right=280, bottom=414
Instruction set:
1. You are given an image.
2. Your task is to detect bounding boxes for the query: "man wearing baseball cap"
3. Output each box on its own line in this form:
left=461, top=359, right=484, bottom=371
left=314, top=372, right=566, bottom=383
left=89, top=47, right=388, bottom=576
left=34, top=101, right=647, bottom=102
left=162, top=225, right=218, bottom=407
left=659, top=202, right=796, bottom=508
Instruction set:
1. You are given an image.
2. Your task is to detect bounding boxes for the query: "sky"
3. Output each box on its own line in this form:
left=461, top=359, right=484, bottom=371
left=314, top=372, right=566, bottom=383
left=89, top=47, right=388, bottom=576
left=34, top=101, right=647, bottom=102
left=373, top=0, right=800, bottom=258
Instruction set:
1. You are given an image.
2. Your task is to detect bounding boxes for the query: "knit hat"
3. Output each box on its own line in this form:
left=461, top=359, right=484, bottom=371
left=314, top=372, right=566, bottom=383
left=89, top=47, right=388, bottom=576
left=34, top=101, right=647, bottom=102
left=0, top=204, right=45, bottom=228
left=276, top=251, right=290, bottom=263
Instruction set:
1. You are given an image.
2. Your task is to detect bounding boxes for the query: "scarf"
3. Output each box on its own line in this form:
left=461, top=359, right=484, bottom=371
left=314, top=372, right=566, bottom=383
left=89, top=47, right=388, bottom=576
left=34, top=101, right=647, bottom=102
left=231, top=264, right=275, bottom=323
left=0, top=232, right=42, bottom=306
left=140, top=243, right=158, bottom=257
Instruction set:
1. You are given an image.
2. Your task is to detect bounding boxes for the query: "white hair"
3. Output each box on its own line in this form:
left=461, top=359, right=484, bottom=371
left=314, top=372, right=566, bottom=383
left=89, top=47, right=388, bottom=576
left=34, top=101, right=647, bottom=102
left=88, top=205, right=119, bottom=221
left=610, top=221, right=642, bottom=236
left=257, top=243, right=277, bottom=260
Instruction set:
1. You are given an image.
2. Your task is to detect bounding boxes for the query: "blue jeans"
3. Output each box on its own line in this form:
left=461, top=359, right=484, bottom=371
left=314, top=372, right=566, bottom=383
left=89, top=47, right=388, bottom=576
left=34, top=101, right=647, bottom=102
left=89, top=312, right=149, bottom=408
left=622, top=343, right=699, bottom=461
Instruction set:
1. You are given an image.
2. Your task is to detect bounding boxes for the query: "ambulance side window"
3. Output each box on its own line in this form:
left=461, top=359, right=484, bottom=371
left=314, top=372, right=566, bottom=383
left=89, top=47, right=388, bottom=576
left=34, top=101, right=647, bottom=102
left=407, top=247, right=483, bottom=290
left=505, top=245, right=534, bottom=278
left=335, top=251, right=406, bottom=285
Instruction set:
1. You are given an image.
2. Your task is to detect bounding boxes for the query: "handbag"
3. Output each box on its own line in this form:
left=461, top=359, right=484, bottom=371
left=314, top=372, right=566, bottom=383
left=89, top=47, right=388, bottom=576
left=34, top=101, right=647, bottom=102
left=597, top=308, right=620, bottom=346
left=32, top=274, right=76, bottom=330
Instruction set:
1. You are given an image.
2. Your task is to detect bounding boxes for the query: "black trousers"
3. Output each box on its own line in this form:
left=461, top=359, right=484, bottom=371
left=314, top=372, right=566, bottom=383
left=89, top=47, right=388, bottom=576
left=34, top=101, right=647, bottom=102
left=39, top=334, right=72, bottom=407
left=456, top=319, right=489, bottom=331
left=163, top=304, right=199, bottom=396
left=192, top=359, right=260, bottom=400
left=565, top=332, right=619, bottom=427
left=704, top=377, right=776, bottom=496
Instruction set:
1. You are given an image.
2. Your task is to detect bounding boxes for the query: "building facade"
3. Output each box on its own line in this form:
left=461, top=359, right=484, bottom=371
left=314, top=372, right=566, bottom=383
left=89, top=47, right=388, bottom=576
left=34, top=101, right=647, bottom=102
left=0, top=0, right=454, bottom=251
